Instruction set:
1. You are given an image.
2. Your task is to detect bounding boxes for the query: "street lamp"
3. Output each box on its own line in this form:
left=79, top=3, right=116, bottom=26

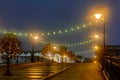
left=94, top=34, right=100, bottom=47
left=94, top=6, right=105, bottom=55
left=31, top=36, right=38, bottom=62
left=94, top=14, right=102, bottom=19
left=94, top=34, right=99, bottom=39
left=94, top=6, right=107, bottom=71
left=94, top=46, right=99, bottom=50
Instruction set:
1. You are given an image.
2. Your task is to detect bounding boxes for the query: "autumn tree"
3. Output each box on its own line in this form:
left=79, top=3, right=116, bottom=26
left=58, top=46, right=67, bottom=56
left=67, top=50, right=78, bottom=62
left=58, top=46, right=68, bottom=63
left=41, top=43, right=56, bottom=56
left=0, top=33, right=22, bottom=76
left=67, top=50, right=74, bottom=59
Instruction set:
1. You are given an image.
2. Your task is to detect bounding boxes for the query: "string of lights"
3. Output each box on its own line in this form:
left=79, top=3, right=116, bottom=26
left=39, top=39, right=96, bottom=47
left=0, top=22, right=96, bottom=47
left=0, top=22, right=92, bottom=37
left=76, top=50, right=94, bottom=54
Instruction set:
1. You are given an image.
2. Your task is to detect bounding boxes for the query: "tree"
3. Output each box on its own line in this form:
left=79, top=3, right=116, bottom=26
left=58, top=46, right=68, bottom=63
left=58, top=46, right=67, bottom=55
left=67, top=50, right=79, bottom=63
left=0, top=33, right=22, bottom=76
left=67, top=50, right=74, bottom=58
left=41, top=43, right=56, bottom=56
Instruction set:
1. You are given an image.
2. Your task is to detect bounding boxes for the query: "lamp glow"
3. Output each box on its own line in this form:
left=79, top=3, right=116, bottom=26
left=94, top=35, right=99, bottom=39
left=34, top=36, right=38, bottom=40
left=94, top=46, right=98, bottom=50
left=95, top=13, right=102, bottom=19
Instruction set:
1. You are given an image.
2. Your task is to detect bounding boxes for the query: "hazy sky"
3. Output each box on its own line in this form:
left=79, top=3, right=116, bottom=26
left=0, top=0, right=120, bottom=54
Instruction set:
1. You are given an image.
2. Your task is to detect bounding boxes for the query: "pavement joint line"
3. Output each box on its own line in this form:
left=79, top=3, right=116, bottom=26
left=42, top=64, right=75, bottom=80
left=0, top=63, right=73, bottom=80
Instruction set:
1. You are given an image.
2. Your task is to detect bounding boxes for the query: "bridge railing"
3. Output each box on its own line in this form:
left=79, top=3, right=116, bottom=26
left=101, top=55, right=120, bottom=80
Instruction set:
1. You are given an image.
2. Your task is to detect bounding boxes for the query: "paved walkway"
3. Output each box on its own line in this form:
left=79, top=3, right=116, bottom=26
left=0, top=62, right=72, bottom=80
left=47, top=62, right=105, bottom=80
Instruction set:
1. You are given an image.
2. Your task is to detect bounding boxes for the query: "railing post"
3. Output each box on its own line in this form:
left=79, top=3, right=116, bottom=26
left=110, top=55, right=112, bottom=80
left=105, top=55, right=107, bottom=74
left=101, top=54, right=104, bottom=71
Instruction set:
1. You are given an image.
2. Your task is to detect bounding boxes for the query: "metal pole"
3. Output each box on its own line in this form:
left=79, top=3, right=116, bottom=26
left=110, top=55, right=112, bottom=80
left=103, top=19, right=105, bottom=55
left=31, top=42, right=34, bottom=62
left=103, top=18, right=106, bottom=72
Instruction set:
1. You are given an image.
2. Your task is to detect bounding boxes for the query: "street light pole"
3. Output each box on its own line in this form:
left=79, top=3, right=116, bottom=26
left=31, top=42, right=34, bottom=62
left=94, top=6, right=106, bottom=71
left=94, top=6, right=105, bottom=55
left=31, top=36, right=38, bottom=62
left=103, top=19, right=106, bottom=55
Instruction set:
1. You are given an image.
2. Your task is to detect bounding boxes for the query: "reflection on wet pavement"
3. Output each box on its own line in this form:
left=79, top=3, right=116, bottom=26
left=0, top=62, right=71, bottom=80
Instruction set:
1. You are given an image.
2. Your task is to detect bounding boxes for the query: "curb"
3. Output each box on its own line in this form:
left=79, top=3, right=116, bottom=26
left=42, top=64, right=74, bottom=80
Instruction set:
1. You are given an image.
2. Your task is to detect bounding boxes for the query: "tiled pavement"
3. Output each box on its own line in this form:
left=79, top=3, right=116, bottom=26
left=0, top=62, right=72, bottom=80
left=45, top=63, right=105, bottom=80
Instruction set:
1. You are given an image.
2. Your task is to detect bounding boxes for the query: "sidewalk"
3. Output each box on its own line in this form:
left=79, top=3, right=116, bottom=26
left=44, top=62, right=105, bottom=80
left=0, top=62, right=73, bottom=80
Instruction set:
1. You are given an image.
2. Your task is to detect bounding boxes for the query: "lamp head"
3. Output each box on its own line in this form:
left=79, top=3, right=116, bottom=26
left=94, top=13, right=102, bottom=19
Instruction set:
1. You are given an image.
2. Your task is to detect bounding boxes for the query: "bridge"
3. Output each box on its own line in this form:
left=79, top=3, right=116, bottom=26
left=0, top=53, right=120, bottom=80
left=0, top=1, right=120, bottom=80
left=0, top=62, right=105, bottom=80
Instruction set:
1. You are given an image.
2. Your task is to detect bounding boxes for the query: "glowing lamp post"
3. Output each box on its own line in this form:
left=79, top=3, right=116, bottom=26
left=94, top=34, right=99, bottom=39
left=94, top=46, right=99, bottom=50
left=31, top=36, right=38, bottom=62
left=94, top=6, right=108, bottom=72
left=94, top=6, right=106, bottom=55
left=94, top=14, right=102, bottom=19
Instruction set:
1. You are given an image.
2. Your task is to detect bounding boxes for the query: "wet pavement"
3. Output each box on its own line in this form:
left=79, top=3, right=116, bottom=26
left=0, top=62, right=72, bottom=80
left=47, top=62, right=106, bottom=80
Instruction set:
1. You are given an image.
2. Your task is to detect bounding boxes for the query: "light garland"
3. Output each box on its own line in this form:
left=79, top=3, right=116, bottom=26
left=0, top=22, right=92, bottom=37
left=39, top=39, right=96, bottom=47
left=0, top=22, right=96, bottom=47
left=76, top=50, right=94, bottom=54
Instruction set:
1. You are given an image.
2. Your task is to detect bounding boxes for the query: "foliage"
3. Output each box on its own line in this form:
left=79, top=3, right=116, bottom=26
left=67, top=50, right=74, bottom=58
left=58, top=46, right=68, bottom=56
left=41, top=44, right=79, bottom=62
left=41, top=43, right=56, bottom=56
left=0, top=33, right=23, bottom=56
